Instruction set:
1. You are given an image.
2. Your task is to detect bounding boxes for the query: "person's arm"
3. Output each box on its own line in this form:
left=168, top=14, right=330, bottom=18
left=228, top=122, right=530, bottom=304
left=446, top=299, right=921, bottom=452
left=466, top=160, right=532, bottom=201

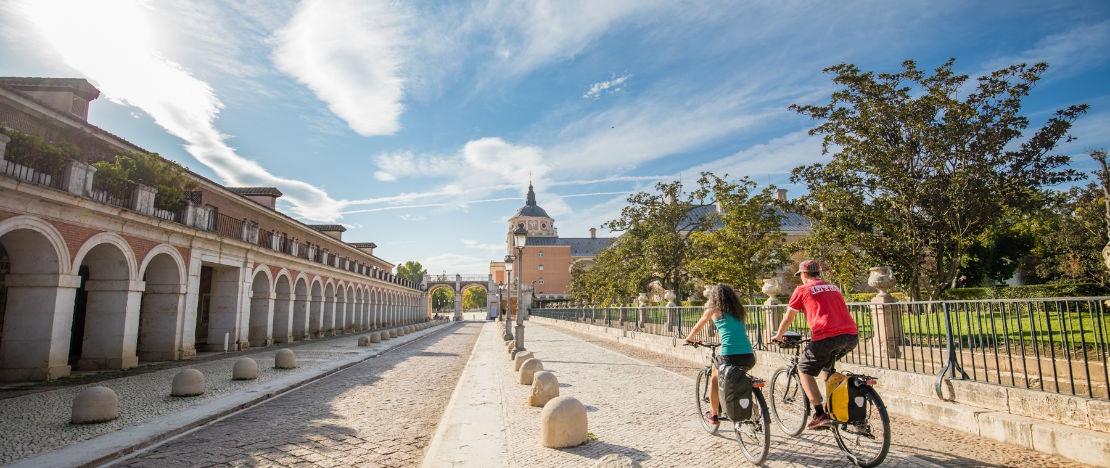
left=771, top=308, right=799, bottom=342
left=685, top=308, right=714, bottom=342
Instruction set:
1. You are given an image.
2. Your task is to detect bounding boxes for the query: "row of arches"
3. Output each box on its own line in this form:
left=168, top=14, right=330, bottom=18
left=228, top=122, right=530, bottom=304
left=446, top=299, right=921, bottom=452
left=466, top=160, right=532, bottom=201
left=0, top=215, right=425, bottom=382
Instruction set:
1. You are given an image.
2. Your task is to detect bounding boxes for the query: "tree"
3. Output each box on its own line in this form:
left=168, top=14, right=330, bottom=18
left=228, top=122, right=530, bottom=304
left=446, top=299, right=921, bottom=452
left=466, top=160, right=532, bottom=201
left=1030, top=183, right=1110, bottom=286
left=462, top=287, right=487, bottom=309
left=790, top=59, right=1088, bottom=300
left=599, top=176, right=717, bottom=302
left=687, top=174, right=789, bottom=301
left=432, top=288, right=454, bottom=311
left=395, top=260, right=427, bottom=285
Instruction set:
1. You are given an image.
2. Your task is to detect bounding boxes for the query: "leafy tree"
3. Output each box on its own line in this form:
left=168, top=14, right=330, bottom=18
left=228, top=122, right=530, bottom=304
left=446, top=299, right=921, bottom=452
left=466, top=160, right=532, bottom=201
left=432, top=287, right=454, bottom=311
left=462, top=286, right=487, bottom=309
left=687, top=174, right=789, bottom=300
left=790, top=59, right=1088, bottom=300
left=0, top=128, right=79, bottom=175
left=599, top=177, right=716, bottom=303
left=1030, top=183, right=1110, bottom=286
left=395, top=260, right=427, bottom=285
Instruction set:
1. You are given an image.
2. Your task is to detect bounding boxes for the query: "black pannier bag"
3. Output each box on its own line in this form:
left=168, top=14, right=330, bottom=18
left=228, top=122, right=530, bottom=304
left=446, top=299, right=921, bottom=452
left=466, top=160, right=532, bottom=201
left=719, top=363, right=753, bottom=421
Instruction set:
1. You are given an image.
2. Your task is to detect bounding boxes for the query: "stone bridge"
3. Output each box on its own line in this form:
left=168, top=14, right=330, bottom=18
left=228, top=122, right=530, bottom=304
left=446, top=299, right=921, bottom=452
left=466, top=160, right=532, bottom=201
left=423, top=274, right=495, bottom=321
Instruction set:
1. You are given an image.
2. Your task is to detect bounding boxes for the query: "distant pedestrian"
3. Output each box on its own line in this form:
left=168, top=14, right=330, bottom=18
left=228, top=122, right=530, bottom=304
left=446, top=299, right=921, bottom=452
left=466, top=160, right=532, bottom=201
left=685, top=283, right=756, bottom=427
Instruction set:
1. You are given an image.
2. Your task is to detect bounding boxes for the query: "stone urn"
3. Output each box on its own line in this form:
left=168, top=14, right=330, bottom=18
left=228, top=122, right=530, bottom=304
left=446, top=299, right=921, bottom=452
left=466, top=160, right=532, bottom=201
left=761, top=278, right=781, bottom=306
left=868, top=266, right=895, bottom=302
left=664, top=290, right=677, bottom=307
left=637, top=293, right=648, bottom=306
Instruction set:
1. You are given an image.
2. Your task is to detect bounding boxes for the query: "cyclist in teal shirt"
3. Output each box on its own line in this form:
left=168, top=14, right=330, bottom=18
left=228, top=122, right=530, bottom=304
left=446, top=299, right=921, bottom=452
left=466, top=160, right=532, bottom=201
left=685, top=283, right=756, bottom=426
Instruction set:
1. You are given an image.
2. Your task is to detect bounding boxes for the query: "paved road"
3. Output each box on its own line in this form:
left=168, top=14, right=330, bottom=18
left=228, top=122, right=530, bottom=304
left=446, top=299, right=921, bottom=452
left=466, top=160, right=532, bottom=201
left=109, top=323, right=482, bottom=468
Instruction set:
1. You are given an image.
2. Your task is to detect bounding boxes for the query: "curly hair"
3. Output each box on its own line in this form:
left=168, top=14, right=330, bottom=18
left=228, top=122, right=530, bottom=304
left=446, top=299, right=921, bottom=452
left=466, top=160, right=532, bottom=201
left=706, top=283, right=746, bottom=322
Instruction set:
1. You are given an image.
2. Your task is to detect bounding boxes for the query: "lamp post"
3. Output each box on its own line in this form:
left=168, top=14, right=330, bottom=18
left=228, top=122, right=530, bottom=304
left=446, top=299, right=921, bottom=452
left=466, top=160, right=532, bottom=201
left=502, top=256, right=514, bottom=341
left=513, top=225, right=527, bottom=352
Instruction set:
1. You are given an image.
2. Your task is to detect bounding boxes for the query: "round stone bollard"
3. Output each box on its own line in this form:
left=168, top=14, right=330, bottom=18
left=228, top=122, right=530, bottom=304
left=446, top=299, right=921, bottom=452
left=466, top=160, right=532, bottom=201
left=371, top=331, right=382, bottom=342
left=275, top=349, right=297, bottom=369
left=171, top=369, right=205, bottom=396
left=358, top=336, right=371, bottom=347
left=389, top=329, right=397, bottom=338
left=514, top=351, right=535, bottom=371
left=595, top=454, right=641, bottom=467
left=71, top=386, right=119, bottom=424
left=541, top=396, right=588, bottom=448
left=529, top=370, right=559, bottom=407
left=232, top=357, right=259, bottom=380
left=518, top=358, right=544, bottom=385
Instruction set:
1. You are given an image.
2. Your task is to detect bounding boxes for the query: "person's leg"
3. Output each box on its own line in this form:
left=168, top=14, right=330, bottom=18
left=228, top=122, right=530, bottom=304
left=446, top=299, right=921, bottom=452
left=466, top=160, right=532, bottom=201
left=710, top=364, right=721, bottom=417
left=799, top=371, right=823, bottom=408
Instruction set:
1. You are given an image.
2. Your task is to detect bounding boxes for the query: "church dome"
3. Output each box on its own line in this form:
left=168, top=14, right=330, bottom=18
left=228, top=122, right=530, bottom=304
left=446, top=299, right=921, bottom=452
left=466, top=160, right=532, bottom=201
left=513, top=183, right=551, bottom=218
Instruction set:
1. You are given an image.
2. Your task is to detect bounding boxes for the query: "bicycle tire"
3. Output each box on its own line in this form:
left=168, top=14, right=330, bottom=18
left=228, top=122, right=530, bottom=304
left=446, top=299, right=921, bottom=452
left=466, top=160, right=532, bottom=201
left=734, top=388, right=771, bottom=465
left=768, top=367, right=809, bottom=436
left=694, top=367, right=719, bottom=434
left=831, top=385, right=891, bottom=468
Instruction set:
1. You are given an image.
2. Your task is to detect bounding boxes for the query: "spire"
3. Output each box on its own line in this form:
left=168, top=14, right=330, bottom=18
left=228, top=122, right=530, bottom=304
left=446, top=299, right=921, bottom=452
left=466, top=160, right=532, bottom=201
left=526, top=182, right=537, bottom=206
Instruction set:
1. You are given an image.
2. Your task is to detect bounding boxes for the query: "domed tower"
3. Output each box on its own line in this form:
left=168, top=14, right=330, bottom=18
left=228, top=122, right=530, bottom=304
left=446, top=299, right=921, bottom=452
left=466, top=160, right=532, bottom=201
left=508, top=183, right=557, bottom=249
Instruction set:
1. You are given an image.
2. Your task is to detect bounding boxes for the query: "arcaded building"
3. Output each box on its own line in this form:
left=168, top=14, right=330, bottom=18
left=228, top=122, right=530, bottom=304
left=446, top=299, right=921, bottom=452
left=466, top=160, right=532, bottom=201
left=0, top=77, right=425, bottom=382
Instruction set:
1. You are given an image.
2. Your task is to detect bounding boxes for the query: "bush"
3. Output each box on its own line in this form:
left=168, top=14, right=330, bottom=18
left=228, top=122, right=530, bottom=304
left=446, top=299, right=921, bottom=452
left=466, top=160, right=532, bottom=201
left=941, top=283, right=1110, bottom=300
left=92, top=151, right=196, bottom=210
left=1, top=128, right=78, bottom=175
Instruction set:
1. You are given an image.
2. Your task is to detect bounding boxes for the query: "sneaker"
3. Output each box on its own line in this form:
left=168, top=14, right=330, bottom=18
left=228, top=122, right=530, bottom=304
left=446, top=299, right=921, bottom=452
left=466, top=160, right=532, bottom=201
left=807, top=413, right=832, bottom=430
left=735, top=422, right=755, bottom=437
left=704, top=411, right=720, bottom=426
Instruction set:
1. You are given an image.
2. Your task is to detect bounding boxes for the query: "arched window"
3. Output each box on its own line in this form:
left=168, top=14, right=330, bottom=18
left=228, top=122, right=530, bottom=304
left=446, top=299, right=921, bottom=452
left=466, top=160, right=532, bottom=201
left=538, top=264, right=544, bottom=271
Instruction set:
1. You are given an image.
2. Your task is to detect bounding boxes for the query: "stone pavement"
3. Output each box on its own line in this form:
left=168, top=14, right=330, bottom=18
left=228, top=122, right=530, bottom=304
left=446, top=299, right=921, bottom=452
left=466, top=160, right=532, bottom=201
left=424, top=320, right=942, bottom=467
left=0, top=320, right=452, bottom=467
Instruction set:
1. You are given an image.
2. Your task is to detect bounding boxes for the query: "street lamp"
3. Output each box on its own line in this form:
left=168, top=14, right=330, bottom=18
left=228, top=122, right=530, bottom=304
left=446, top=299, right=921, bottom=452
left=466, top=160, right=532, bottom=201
left=513, top=225, right=528, bottom=352
left=502, top=255, right=514, bottom=341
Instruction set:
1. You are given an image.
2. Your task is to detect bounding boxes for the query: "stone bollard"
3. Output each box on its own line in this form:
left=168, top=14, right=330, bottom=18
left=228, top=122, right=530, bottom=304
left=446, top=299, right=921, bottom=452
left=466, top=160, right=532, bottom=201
left=371, top=331, right=381, bottom=343
left=506, top=341, right=516, bottom=354
left=358, top=336, right=371, bottom=347
left=514, top=351, right=535, bottom=371
left=595, top=454, right=641, bottom=467
left=232, top=357, right=259, bottom=380
left=275, top=349, right=297, bottom=369
left=171, top=369, right=205, bottom=396
left=518, top=358, right=544, bottom=385
left=71, top=386, right=119, bottom=424
left=529, top=370, right=559, bottom=407
left=540, top=396, right=588, bottom=448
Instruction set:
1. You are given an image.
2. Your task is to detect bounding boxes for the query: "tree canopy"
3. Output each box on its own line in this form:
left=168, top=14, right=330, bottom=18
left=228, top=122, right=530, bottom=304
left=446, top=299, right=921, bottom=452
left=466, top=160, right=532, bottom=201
left=462, top=287, right=487, bottom=309
left=790, top=59, right=1088, bottom=300
left=395, top=260, right=427, bottom=285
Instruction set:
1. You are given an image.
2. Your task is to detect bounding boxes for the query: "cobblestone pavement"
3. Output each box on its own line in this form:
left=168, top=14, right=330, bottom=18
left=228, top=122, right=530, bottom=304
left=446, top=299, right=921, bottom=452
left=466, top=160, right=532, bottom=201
left=108, top=322, right=482, bottom=468
left=550, top=324, right=1094, bottom=468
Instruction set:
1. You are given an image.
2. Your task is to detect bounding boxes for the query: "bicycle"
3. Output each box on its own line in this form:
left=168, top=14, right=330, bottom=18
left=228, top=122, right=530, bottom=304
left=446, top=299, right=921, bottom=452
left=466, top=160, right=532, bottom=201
left=685, top=340, right=770, bottom=465
left=767, top=332, right=891, bottom=467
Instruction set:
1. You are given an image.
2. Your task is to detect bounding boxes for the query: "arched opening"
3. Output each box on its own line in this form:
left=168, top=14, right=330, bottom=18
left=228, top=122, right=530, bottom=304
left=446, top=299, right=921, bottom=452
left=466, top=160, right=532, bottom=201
left=196, top=263, right=242, bottom=352
left=292, top=278, right=309, bottom=340
left=323, top=283, right=336, bottom=335
left=139, top=252, right=184, bottom=361
left=309, top=281, right=324, bottom=337
left=74, top=241, right=137, bottom=370
left=0, top=225, right=72, bottom=381
left=248, top=271, right=274, bottom=348
left=344, top=286, right=355, bottom=332
left=273, top=275, right=292, bottom=343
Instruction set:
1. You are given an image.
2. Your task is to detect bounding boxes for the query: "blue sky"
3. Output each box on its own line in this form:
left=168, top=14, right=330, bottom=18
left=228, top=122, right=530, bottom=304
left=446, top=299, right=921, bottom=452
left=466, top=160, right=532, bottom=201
left=1, top=1, right=1108, bottom=275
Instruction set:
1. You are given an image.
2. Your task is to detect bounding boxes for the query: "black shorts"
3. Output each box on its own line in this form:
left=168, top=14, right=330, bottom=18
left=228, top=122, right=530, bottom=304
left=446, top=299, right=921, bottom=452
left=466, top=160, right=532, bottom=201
left=799, top=334, right=858, bottom=376
left=715, top=353, right=756, bottom=371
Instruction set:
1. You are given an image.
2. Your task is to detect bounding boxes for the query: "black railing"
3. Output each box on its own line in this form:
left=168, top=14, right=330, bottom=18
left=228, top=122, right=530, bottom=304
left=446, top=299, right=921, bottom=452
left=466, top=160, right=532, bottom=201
left=211, top=212, right=243, bottom=239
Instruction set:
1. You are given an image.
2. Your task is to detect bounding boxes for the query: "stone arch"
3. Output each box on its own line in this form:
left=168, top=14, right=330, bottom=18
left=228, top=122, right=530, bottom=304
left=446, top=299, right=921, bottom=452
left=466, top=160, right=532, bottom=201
left=248, top=266, right=274, bottom=347
left=355, top=287, right=367, bottom=330
left=137, top=245, right=187, bottom=361
left=427, top=284, right=455, bottom=319
left=272, top=270, right=293, bottom=344
left=309, top=278, right=324, bottom=337
left=70, top=233, right=140, bottom=371
left=0, top=216, right=74, bottom=381
left=343, top=284, right=355, bottom=332
left=323, top=281, right=336, bottom=335
left=292, top=275, right=310, bottom=340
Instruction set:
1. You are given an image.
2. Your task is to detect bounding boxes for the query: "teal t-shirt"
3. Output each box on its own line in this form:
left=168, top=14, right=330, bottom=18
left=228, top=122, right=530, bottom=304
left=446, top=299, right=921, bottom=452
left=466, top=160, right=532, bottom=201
left=714, top=312, right=754, bottom=356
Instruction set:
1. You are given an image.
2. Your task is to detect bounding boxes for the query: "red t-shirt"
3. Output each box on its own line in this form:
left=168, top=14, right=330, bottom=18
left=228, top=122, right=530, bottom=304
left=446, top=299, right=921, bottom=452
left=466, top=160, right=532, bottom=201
left=787, top=279, right=858, bottom=341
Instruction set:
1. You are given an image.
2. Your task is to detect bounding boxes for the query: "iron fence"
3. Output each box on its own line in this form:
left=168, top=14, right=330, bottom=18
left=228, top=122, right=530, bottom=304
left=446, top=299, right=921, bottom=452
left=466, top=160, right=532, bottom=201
left=211, top=212, right=243, bottom=239
left=535, top=297, right=1110, bottom=400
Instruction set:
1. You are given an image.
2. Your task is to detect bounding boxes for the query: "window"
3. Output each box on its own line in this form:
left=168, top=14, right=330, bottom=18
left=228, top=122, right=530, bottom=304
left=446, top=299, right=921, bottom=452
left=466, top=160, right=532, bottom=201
left=538, top=278, right=545, bottom=285
left=538, top=264, right=544, bottom=270
left=541, top=223, right=546, bottom=228
left=538, top=250, right=544, bottom=257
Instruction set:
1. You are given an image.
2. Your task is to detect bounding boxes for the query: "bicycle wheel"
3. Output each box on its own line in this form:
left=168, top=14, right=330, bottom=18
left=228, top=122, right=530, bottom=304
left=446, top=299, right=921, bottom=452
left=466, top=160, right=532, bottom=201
left=734, top=388, right=771, bottom=465
left=832, top=386, right=891, bottom=468
left=694, top=367, right=719, bottom=434
left=769, top=367, right=809, bottom=436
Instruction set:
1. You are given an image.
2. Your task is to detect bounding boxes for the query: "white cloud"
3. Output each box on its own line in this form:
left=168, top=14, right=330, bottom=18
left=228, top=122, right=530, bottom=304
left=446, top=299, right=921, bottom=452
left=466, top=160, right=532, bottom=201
left=461, top=239, right=504, bottom=251
left=583, top=74, right=630, bottom=99
left=273, top=0, right=408, bottom=136
left=373, top=171, right=397, bottom=182
left=982, top=19, right=1110, bottom=81
left=14, top=0, right=347, bottom=222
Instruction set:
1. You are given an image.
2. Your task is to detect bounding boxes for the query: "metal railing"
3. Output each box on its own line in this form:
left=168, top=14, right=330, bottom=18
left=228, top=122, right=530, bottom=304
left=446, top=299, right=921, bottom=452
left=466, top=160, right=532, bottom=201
left=535, top=297, right=1110, bottom=400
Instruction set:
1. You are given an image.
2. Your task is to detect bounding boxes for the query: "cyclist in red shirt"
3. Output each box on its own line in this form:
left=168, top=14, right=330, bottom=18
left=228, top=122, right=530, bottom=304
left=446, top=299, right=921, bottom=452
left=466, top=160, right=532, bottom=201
left=771, top=260, right=859, bottom=430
